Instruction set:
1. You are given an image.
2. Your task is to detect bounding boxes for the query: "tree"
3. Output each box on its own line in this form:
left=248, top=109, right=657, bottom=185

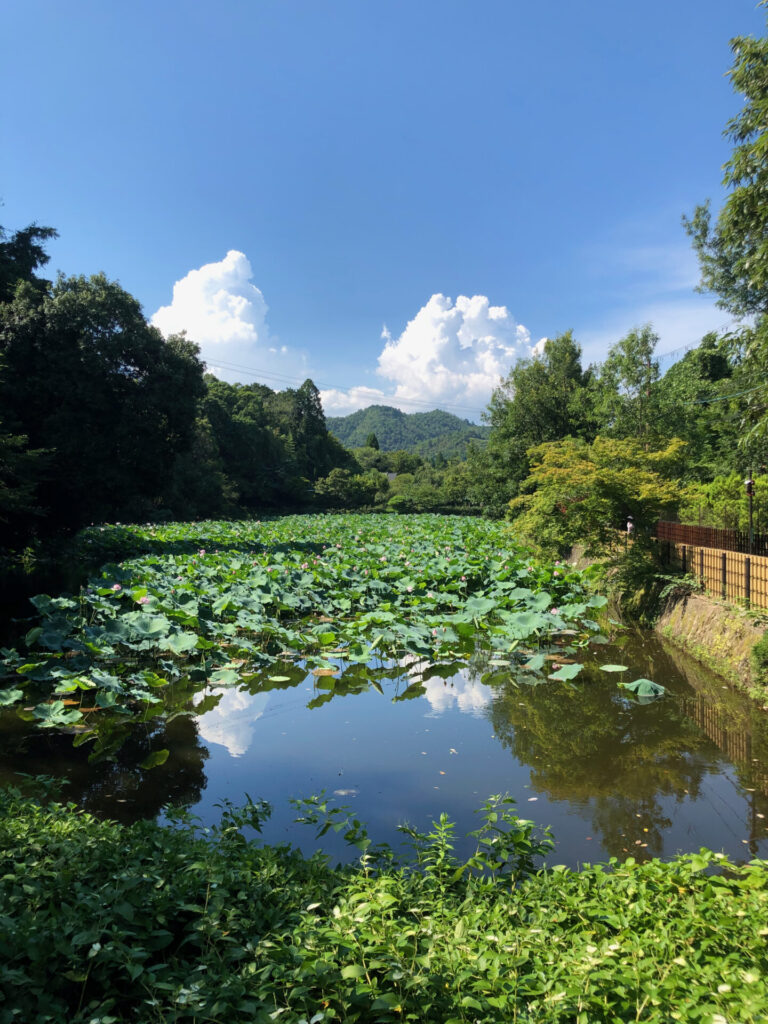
left=470, top=331, right=594, bottom=514
left=0, top=420, right=48, bottom=543
left=0, top=274, right=206, bottom=527
left=595, top=325, right=661, bottom=441
left=0, top=222, right=58, bottom=302
left=365, top=432, right=380, bottom=450
left=684, top=13, right=768, bottom=317
left=509, top=436, right=686, bottom=556
left=654, top=332, right=742, bottom=478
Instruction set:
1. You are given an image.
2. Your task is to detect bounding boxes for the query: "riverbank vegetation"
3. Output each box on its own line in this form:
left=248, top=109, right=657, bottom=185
left=2, top=783, right=767, bottom=1024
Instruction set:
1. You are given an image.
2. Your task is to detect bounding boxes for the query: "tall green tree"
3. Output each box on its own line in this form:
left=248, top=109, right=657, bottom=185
left=470, top=331, right=594, bottom=514
left=0, top=222, right=58, bottom=302
left=683, top=11, right=768, bottom=451
left=684, top=12, right=768, bottom=317
left=595, top=325, right=661, bottom=441
left=0, top=274, right=205, bottom=527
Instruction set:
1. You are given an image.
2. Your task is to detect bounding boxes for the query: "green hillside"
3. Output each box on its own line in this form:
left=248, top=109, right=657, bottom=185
left=326, top=405, right=489, bottom=458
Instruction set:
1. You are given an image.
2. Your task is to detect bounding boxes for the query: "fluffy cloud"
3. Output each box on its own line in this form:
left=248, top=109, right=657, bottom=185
left=321, top=293, right=535, bottom=418
left=151, top=251, right=306, bottom=383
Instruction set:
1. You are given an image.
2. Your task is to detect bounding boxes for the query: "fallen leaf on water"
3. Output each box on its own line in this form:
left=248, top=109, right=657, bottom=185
left=312, top=668, right=337, bottom=677
left=528, top=797, right=538, bottom=802
left=449, top=748, right=458, bottom=755
left=439, top=771, right=446, bottom=775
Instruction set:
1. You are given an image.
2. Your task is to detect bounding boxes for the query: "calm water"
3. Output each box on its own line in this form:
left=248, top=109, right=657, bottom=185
left=2, top=631, right=767, bottom=867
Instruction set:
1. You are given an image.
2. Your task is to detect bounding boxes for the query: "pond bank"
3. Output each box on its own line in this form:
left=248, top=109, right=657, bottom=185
left=655, top=590, right=768, bottom=702
left=568, top=543, right=768, bottom=702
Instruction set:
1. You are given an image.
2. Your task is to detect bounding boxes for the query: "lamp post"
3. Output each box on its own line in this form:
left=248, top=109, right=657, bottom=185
left=745, top=475, right=754, bottom=554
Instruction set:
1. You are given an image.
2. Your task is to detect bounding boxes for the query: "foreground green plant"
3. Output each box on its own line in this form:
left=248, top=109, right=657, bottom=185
left=0, top=786, right=766, bottom=1023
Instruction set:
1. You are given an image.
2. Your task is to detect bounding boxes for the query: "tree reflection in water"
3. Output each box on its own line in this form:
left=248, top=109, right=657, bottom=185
left=487, top=670, right=716, bottom=860
left=0, top=713, right=208, bottom=823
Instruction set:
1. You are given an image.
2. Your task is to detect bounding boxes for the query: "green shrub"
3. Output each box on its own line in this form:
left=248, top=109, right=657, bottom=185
left=1, top=787, right=767, bottom=1023
left=751, top=630, right=768, bottom=688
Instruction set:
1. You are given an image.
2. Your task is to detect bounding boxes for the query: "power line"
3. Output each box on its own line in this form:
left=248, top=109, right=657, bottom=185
left=206, top=358, right=487, bottom=416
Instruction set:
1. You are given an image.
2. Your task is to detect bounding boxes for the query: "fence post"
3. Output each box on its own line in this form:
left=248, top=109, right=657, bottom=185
left=745, top=557, right=751, bottom=608
left=682, top=545, right=686, bottom=572
left=722, top=551, right=727, bottom=599
left=700, top=548, right=704, bottom=587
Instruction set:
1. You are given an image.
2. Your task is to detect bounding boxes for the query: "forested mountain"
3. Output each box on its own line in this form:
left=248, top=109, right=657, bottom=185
left=326, top=405, right=489, bottom=457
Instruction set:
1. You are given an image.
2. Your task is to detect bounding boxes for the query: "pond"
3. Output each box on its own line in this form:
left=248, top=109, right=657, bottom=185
left=2, top=627, right=767, bottom=868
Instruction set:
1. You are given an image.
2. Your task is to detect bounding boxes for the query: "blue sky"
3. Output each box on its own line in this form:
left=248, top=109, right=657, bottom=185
left=2, top=0, right=764, bottom=420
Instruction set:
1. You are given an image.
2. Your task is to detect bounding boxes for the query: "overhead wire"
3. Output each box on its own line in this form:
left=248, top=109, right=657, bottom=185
left=201, top=319, right=749, bottom=417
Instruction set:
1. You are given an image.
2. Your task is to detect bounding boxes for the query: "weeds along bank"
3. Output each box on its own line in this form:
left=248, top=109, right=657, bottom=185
left=1, top=785, right=767, bottom=1023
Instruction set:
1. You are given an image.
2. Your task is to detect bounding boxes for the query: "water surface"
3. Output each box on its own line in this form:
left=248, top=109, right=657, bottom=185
left=2, top=631, right=767, bottom=867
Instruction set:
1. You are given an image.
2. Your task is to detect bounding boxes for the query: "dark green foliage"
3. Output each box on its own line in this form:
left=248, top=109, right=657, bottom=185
left=751, top=630, right=768, bottom=688
left=0, top=221, right=58, bottom=302
left=683, top=17, right=768, bottom=317
left=469, top=331, right=595, bottom=515
left=364, top=431, right=380, bottom=449
left=327, top=404, right=490, bottom=456
left=0, top=275, right=206, bottom=529
left=0, top=421, right=49, bottom=542
left=1, top=786, right=767, bottom=1023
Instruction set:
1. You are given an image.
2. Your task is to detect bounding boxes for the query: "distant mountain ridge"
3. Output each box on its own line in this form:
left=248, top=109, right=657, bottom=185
left=326, top=404, right=489, bottom=458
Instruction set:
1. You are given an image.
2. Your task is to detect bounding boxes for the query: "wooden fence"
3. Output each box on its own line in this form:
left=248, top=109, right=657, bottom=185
left=659, top=540, right=768, bottom=611
left=657, top=520, right=768, bottom=558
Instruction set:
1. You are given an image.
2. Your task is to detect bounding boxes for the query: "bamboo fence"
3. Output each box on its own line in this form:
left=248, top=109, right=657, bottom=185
left=659, top=539, right=768, bottom=611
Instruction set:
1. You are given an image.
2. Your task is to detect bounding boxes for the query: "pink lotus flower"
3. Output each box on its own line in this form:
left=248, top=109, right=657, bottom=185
left=137, top=596, right=150, bottom=605
left=551, top=607, right=559, bottom=615
left=406, top=585, right=413, bottom=593
left=111, top=584, right=121, bottom=592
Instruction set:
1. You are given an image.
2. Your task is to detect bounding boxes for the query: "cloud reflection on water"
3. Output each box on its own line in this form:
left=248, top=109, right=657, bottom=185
left=195, top=688, right=270, bottom=757
left=421, top=673, right=493, bottom=716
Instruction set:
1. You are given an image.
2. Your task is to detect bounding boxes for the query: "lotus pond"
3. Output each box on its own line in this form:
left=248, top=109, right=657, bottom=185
left=1, top=513, right=767, bottom=866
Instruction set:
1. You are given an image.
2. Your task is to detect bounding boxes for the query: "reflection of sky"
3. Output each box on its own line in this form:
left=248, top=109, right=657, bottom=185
left=422, top=673, right=493, bottom=716
left=194, top=688, right=270, bottom=757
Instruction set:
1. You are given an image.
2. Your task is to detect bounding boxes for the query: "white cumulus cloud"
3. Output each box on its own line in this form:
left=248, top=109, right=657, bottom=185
left=320, top=293, right=534, bottom=419
left=151, top=250, right=306, bottom=384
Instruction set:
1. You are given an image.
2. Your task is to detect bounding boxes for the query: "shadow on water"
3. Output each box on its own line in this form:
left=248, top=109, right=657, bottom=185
left=0, top=713, right=209, bottom=824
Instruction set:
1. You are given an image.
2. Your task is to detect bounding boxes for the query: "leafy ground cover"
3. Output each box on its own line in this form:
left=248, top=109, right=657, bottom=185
left=0, top=515, right=616, bottom=756
left=1, top=785, right=766, bottom=1023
